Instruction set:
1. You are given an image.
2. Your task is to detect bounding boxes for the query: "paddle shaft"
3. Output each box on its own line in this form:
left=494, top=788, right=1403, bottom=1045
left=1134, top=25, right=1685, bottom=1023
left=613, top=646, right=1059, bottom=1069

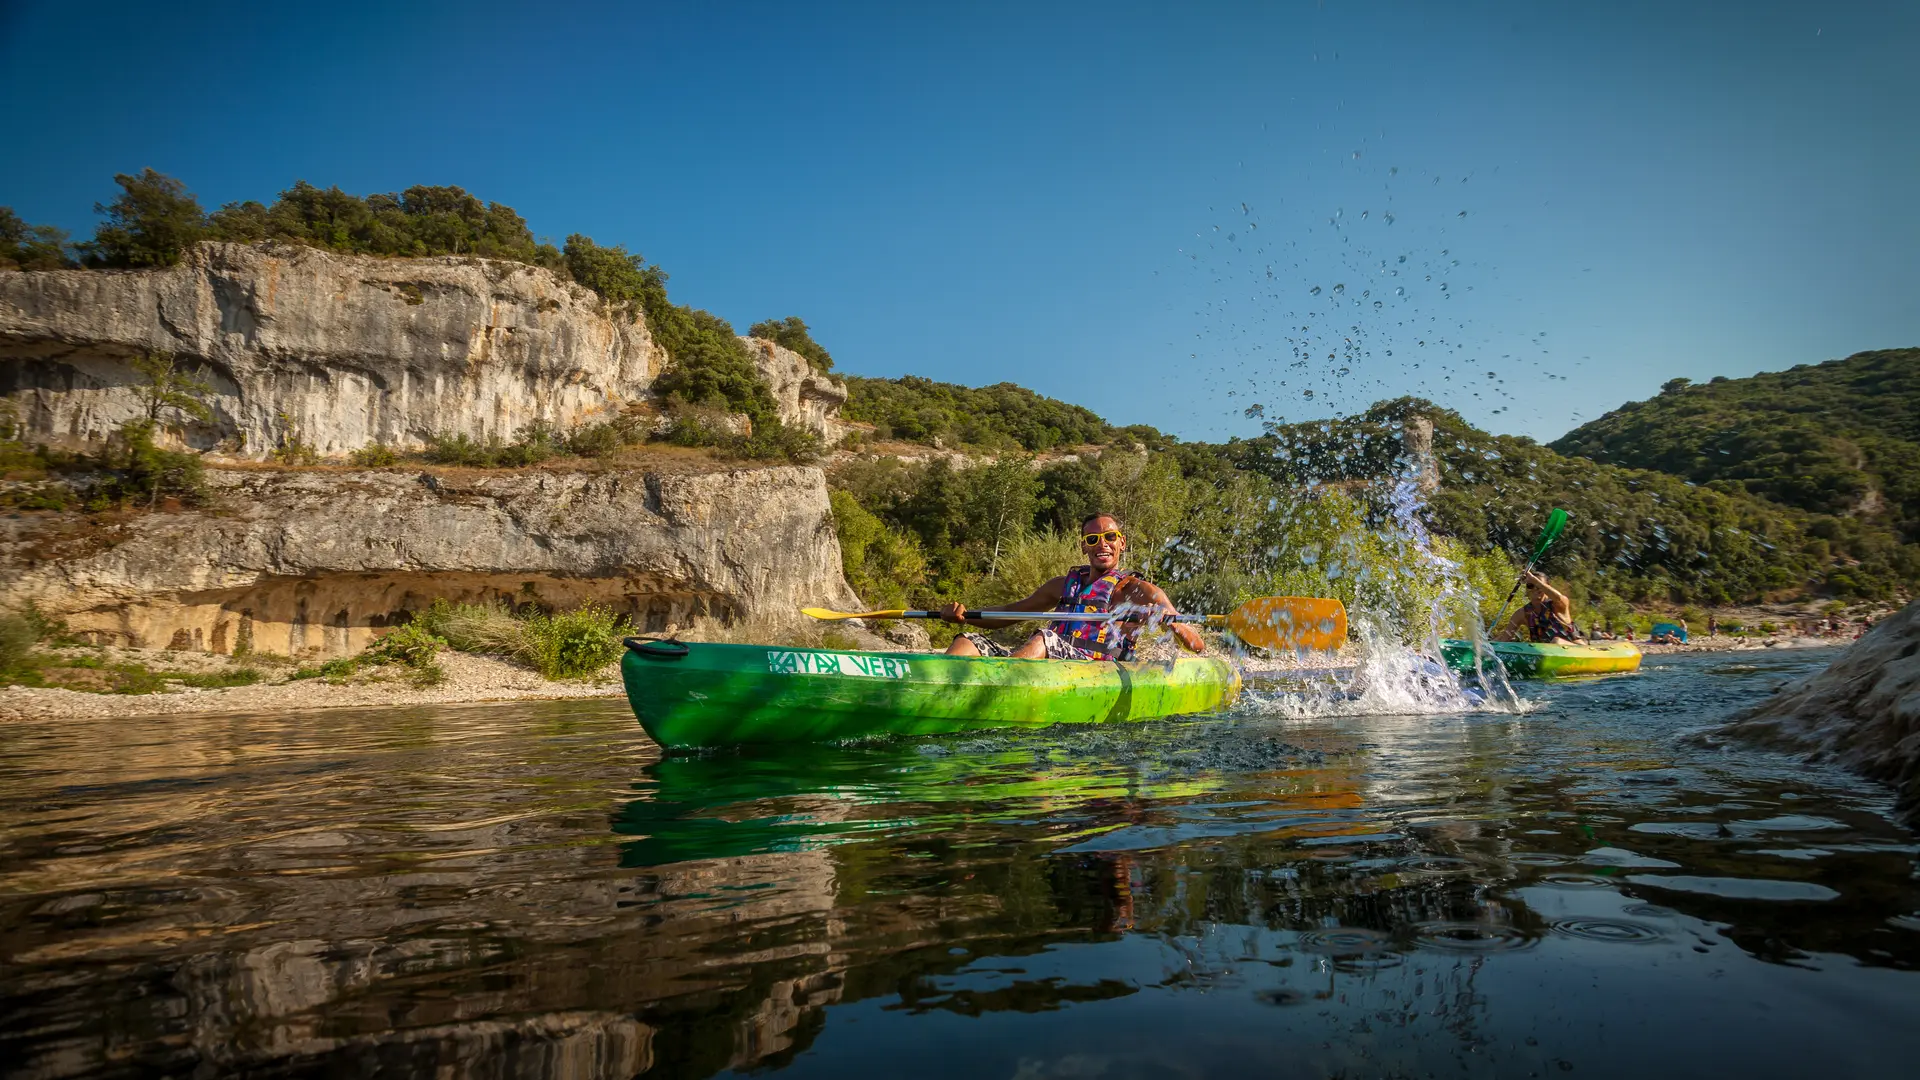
left=886, top=610, right=1215, bottom=624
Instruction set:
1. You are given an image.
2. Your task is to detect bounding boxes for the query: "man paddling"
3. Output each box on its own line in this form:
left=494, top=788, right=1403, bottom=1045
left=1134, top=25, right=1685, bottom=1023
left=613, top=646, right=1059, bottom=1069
left=1496, top=569, right=1580, bottom=645
left=939, top=513, right=1205, bottom=660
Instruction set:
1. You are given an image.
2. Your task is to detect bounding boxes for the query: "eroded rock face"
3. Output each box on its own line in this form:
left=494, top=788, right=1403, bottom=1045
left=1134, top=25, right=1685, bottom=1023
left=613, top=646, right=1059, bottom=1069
left=0, top=465, right=861, bottom=657
left=0, top=242, right=661, bottom=456
left=743, top=337, right=850, bottom=443
left=1701, top=599, right=1920, bottom=825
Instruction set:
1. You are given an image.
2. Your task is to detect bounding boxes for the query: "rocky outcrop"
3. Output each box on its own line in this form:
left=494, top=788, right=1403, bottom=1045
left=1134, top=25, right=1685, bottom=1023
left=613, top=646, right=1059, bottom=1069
left=1700, top=599, right=1920, bottom=825
left=0, top=464, right=861, bottom=658
left=0, top=242, right=663, bottom=456
left=743, top=337, right=850, bottom=443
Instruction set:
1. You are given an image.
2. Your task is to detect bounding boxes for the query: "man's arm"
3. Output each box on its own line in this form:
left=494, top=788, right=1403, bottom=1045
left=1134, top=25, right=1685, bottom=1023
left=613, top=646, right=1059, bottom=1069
left=1117, top=580, right=1206, bottom=653
left=938, top=577, right=1067, bottom=629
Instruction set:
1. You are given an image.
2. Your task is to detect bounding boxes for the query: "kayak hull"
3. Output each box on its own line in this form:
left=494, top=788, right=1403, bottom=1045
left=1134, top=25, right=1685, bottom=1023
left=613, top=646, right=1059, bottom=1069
left=621, top=640, right=1241, bottom=749
left=1440, top=639, right=1643, bottom=679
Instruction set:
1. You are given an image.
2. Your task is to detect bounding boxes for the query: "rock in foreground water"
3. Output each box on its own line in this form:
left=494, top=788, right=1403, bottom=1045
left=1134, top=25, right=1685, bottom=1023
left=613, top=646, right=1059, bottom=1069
left=1703, top=599, right=1920, bottom=825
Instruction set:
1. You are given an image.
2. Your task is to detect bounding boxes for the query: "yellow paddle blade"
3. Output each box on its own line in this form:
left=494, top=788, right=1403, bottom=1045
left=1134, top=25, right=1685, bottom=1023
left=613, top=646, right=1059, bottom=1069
left=801, top=606, right=908, bottom=621
left=1225, top=596, right=1348, bottom=653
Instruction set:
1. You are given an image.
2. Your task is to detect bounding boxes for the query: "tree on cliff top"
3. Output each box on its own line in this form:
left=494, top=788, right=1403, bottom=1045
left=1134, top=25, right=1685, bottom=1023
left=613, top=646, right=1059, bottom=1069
left=207, top=181, right=565, bottom=268
left=79, top=169, right=209, bottom=268
left=0, top=208, right=75, bottom=270
left=749, top=316, right=834, bottom=373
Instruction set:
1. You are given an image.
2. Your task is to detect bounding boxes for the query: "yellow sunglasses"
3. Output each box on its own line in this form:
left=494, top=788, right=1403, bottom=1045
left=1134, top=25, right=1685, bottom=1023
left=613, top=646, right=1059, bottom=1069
left=1081, top=529, right=1124, bottom=547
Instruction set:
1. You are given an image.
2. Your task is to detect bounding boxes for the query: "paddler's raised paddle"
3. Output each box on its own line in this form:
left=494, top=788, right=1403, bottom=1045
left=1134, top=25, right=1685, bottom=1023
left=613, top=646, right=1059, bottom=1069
left=1489, top=508, right=1570, bottom=630
left=801, top=595, right=1348, bottom=653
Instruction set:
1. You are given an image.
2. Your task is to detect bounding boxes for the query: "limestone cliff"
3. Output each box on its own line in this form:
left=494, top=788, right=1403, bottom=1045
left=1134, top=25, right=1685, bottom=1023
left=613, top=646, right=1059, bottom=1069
left=743, top=337, right=851, bottom=444
left=0, top=464, right=861, bottom=658
left=1699, top=599, right=1920, bottom=826
left=0, top=243, right=858, bottom=457
left=0, top=242, right=664, bottom=456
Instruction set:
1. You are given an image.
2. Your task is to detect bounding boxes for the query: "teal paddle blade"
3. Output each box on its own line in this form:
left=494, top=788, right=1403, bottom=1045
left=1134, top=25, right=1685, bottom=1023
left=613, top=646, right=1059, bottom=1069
left=1531, top=508, right=1569, bottom=563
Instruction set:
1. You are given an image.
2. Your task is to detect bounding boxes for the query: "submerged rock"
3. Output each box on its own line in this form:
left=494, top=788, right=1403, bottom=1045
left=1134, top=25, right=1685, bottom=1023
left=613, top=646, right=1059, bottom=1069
left=1701, top=599, right=1920, bottom=826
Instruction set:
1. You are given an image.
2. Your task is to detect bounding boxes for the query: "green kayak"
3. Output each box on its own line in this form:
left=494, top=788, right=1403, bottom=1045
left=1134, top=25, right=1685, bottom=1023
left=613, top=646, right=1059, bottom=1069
left=621, top=638, right=1241, bottom=749
left=1440, top=639, right=1643, bottom=679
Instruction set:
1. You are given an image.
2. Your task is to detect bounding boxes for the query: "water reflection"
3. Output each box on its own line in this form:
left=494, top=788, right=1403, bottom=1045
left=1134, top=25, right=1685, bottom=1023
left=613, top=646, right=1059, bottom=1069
left=3, top=650, right=1919, bottom=1079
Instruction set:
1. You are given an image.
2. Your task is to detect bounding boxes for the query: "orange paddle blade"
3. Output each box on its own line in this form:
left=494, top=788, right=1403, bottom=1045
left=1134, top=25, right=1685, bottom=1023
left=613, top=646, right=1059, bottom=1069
left=1224, top=596, right=1348, bottom=653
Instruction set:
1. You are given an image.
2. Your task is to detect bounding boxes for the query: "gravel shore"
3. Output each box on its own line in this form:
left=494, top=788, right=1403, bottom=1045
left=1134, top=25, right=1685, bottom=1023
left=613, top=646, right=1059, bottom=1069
left=0, top=651, right=626, bottom=723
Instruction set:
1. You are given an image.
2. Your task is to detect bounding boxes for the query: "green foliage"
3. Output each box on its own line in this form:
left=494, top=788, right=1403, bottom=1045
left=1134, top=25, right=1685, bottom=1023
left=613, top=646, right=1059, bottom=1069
left=422, top=424, right=566, bottom=467
left=829, top=489, right=929, bottom=609
left=0, top=207, right=75, bottom=270
left=130, top=351, right=213, bottom=424
left=1552, top=349, right=1920, bottom=542
left=975, top=530, right=1083, bottom=609
left=0, top=611, right=35, bottom=676
left=521, top=605, right=632, bottom=679
left=89, top=420, right=206, bottom=508
left=80, top=169, right=209, bottom=268
left=1233, top=396, right=1918, bottom=604
left=415, top=600, right=527, bottom=655
left=0, top=650, right=251, bottom=695
left=562, top=234, right=665, bottom=308
left=965, top=458, right=1041, bottom=574
left=365, top=621, right=444, bottom=669
left=1091, top=452, right=1190, bottom=580
left=843, top=375, right=1148, bottom=452
left=290, top=656, right=362, bottom=682
left=414, top=598, right=631, bottom=680
left=348, top=443, right=399, bottom=467
left=749, top=316, right=835, bottom=373
left=208, top=180, right=563, bottom=266
left=171, top=668, right=263, bottom=689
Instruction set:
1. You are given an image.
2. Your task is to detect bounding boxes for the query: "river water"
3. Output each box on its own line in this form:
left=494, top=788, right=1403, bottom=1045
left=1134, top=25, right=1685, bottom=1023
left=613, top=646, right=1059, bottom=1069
left=3, top=647, right=1917, bottom=1079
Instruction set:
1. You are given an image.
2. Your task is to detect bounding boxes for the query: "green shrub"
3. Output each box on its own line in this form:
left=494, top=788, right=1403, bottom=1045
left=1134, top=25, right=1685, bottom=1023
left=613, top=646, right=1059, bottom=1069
left=422, top=424, right=568, bottom=468
left=521, top=604, right=632, bottom=679
left=749, top=316, right=835, bottom=373
left=88, top=420, right=206, bottom=508
left=364, top=622, right=443, bottom=668
left=565, top=416, right=648, bottom=458
left=423, top=432, right=494, bottom=466
left=415, top=599, right=527, bottom=655
left=0, top=611, right=35, bottom=675
left=348, top=443, right=399, bottom=467
left=290, top=656, right=361, bottom=681
left=172, top=668, right=263, bottom=688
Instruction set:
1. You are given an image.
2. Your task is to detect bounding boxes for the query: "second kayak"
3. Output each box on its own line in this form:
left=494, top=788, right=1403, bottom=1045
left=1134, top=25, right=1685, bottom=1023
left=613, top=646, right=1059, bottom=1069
left=1440, top=639, right=1643, bottom=679
left=621, top=638, right=1241, bottom=749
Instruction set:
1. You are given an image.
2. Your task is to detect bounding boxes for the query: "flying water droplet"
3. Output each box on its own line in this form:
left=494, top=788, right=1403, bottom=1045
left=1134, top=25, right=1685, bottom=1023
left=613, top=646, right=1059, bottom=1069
left=1310, top=285, right=1322, bottom=296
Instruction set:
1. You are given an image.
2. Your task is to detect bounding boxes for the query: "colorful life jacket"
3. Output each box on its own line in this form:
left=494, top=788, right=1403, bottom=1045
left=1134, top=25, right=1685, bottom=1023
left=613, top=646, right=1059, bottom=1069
left=1048, top=565, right=1140, bottom=660
left=1524, top=599, right=1580, bottom=643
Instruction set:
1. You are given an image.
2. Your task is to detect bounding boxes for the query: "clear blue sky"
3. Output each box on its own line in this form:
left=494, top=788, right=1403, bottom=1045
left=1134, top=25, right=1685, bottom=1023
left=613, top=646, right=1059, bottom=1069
left=3, top=0, right=1914, bottom=442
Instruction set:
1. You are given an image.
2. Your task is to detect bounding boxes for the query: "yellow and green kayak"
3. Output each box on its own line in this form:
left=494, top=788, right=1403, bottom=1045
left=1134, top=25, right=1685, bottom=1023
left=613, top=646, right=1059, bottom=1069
left=1440, top=639, right=1643, bottom=679
left=622, top=639, right=1241, bottom=749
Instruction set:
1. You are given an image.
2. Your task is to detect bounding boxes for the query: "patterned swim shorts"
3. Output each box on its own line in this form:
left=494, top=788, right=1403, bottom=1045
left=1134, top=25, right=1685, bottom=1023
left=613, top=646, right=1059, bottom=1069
left=960, top=627, right=1102, bottom=661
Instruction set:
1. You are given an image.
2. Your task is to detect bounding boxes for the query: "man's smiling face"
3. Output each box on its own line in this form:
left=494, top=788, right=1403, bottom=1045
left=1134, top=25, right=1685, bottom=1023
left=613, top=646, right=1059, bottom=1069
left=1082, top=515, right=1125, bottom=572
